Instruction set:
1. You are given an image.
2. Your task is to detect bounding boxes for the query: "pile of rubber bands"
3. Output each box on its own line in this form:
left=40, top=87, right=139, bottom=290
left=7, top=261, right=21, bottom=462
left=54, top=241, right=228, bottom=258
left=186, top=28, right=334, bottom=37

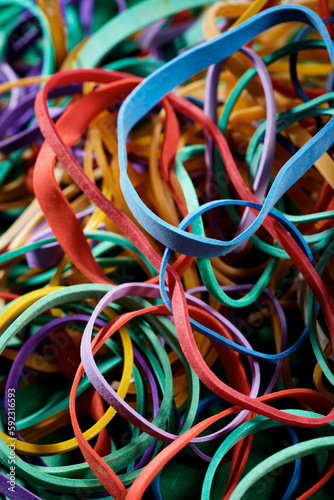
left=1, top=0, right=334, bottom=498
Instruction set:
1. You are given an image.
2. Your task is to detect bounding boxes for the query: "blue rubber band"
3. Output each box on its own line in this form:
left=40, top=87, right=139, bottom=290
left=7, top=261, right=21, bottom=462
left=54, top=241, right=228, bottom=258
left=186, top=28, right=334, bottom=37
left=158, top=200, right=315, bottom=362
left=118, top=4, right=334, bottom=257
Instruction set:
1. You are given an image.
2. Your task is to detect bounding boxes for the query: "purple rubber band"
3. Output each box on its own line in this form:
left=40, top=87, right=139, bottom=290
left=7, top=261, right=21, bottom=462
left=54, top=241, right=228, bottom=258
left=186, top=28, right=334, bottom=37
left=0, top=84, right=82, bottom=153
left=115, top=0, right=127, bottom=13
left=186, top=284, right=287, bottom=396
left=80, top=282, right=262, bottom=443
left=233, top=47, right=276, bottom=249
left=0, top=63, right=22, bottom=118
left=80, top=0, right=95, bottom=37
left=5, top=313, right=163, bottom=467
left=185, top=284, right=286, bottom=461
left=151, top=20, right=196, bottom=50
left=204, top=46, right=276, bottom=248
left=139, top=19, right=167, bottom=50
left=26, top=206, right=95, bottom=268
left=5, top=314, right=106, bottom=437
left=0, top=472, right=42, bottom=500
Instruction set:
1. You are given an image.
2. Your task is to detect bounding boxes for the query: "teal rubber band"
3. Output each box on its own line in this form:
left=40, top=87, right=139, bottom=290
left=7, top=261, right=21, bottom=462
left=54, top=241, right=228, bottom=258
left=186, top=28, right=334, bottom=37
left=1, top=230, right=156, bottom=276
left=175, top=145, right=278, bottom=307
left=76, top=0, right=222, bottom=69
left=201, top=409, right=333, bottom=500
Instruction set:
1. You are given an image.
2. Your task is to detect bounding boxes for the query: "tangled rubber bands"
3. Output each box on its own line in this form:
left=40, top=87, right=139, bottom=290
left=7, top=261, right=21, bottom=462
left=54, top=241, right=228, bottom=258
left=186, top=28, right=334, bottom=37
left=0, top=0, right=334, bottom=498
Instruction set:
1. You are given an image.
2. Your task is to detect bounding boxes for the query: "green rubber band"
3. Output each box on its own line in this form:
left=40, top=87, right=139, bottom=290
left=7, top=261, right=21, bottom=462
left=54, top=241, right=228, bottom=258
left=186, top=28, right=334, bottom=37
left=201, top=409, right=333, bottom=500
left=75, top=0, right=225, bottom=69
left=175, top=145, right=278, bottom=307
left=307, top=235, right=334, bottom=387
left=0, top=229, right=157, bottom=277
